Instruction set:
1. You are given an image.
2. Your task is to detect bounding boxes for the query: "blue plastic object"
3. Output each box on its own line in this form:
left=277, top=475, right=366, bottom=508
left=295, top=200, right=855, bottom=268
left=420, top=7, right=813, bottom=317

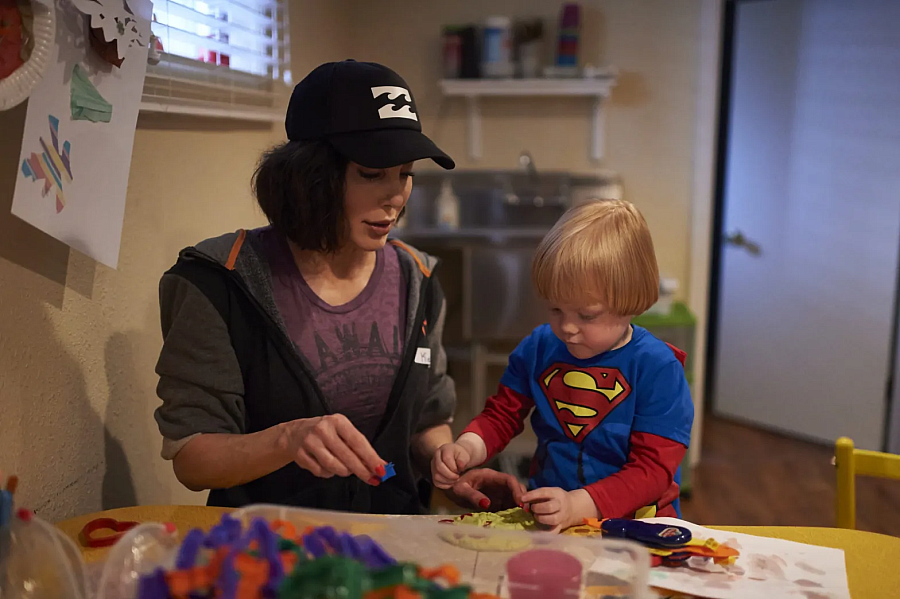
left=315, top=526, right=340, bottom=551
left=301, top=530, right=329, bottom=559
left=204, top=514, right=241, bottom=549
left=352, top=534, right=396, bottom=569
left=0, top=490, right=12, bottom=529
left=136, top=568, right=168, bottom=599
left=661, top=551, right=692, bottom=567
left=338, top=531, right=362, bottom=560
left=599, top=519, right=692, bottom=548
left=381, top=462, right=396, bottom=482
left=175, top=529, right=205, bottom=569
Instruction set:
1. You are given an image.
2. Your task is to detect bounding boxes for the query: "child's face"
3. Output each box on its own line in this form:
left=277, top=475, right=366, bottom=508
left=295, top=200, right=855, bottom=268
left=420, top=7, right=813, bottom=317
left=547, top=302, right=632, bottom=360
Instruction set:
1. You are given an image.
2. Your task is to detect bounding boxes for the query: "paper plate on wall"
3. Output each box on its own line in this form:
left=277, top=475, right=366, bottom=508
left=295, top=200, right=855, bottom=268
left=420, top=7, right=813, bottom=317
left=0, top=0, right=56, bottom=112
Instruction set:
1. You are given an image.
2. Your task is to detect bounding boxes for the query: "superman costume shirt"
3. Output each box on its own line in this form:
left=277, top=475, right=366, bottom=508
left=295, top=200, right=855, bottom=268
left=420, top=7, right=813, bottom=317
left=462, top=325, right=693, bottom=519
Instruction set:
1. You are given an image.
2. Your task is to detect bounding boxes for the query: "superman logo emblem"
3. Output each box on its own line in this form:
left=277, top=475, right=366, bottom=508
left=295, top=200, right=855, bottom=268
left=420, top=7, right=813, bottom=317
left=540, top=364, right=632, bottom=442
left=659, top=527, right=682, bottom=538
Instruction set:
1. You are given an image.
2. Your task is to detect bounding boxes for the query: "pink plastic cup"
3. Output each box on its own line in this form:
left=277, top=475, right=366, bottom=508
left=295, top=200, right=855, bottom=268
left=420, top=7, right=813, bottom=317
left=507, top=549, right=583, bottom=599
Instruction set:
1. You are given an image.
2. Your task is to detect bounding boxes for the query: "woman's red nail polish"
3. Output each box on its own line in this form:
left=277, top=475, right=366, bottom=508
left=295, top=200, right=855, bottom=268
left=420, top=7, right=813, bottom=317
left=478, top=498, right=490, bottom=509
left=368, top=477, right=381, bottom=486
left=375, top=464, right=386, bottom=478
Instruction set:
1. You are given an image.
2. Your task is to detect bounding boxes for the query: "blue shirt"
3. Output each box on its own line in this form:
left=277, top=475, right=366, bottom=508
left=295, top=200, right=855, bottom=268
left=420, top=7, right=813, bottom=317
left=500, top=325, right=693, bottom=493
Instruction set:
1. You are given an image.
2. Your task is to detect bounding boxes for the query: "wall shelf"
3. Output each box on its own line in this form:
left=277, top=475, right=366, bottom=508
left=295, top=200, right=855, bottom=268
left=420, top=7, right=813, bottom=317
left=439, top=75, right=618, bottom=162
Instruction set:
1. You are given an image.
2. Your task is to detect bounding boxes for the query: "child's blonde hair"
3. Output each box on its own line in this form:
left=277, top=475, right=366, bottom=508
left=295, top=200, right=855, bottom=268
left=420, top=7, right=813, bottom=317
left=532, top=199, right=659, bottom=317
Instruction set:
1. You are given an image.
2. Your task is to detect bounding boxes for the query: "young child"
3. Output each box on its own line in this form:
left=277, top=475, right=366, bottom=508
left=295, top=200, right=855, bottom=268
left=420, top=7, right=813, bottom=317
left=432, top=200, right=693, bottom=532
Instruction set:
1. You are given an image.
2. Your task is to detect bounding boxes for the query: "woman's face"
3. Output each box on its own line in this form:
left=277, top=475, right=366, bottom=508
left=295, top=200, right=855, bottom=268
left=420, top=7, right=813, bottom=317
left=343, top=161, right=414, bottom=252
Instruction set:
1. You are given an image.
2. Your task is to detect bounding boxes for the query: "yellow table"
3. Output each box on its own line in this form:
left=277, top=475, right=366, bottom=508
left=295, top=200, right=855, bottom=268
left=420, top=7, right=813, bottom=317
left=56, top=505, right=231, bottom=564
left=56, top=506, right=900, bottom=598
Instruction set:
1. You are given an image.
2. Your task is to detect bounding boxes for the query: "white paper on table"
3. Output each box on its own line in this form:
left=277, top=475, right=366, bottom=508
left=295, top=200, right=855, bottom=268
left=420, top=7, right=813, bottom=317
left=11, top=0, right=152, bottom=269
left=590, top=518, right=851, bottom=599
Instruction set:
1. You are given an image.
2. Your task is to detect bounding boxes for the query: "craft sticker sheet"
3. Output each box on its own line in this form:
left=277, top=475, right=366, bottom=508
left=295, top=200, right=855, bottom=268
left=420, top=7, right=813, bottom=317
left=590, top=518, right=851, bottom=599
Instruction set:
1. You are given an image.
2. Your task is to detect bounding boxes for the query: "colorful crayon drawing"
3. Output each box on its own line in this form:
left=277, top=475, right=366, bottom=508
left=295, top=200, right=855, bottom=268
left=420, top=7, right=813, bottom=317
left=20, top=115, right=73, bottom=213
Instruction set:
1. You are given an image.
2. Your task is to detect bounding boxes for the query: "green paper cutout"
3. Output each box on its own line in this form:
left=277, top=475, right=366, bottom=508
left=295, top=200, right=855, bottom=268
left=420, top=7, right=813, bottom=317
left=70, top=64, right=113, bottom=123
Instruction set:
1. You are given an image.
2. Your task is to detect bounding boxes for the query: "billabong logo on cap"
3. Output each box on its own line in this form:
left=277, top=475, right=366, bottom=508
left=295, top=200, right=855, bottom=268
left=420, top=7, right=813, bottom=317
left=371, top=86, right=418, bottom=122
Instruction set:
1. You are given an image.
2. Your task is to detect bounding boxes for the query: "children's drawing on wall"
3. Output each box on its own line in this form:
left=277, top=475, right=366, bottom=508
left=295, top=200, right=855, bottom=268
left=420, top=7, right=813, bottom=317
left=20, top=114, right=73, bottom=214
left=10, top=0, right=152, bottom=269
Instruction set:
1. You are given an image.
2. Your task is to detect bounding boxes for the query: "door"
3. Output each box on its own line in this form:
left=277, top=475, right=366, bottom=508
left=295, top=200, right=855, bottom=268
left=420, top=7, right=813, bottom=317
left=712, top=0, right=900, bottom=449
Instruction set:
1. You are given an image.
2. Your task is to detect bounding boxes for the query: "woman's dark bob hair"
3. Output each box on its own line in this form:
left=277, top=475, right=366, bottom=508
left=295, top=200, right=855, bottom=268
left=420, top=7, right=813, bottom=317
left=252, top=140, right=350, bottom=254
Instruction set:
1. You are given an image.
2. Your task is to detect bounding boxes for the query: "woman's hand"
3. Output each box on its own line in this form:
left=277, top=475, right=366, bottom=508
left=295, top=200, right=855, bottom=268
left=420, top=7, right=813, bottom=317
left=279, top=414, right=386, bottom=485
left=520, top=487, right=598, bottom=533
left=431, top=442, right=471, bottom=488
left=443, top=468, right=527, bottom=511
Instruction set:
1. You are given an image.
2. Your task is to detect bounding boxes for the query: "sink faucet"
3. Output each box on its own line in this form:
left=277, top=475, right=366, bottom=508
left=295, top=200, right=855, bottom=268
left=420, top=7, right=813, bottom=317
left=519, top=151, right=538, bottom=181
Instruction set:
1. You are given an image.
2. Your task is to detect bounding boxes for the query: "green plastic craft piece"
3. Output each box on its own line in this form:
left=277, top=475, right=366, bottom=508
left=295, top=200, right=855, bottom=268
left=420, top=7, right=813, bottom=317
left=278, top=537, right=300, bottom=551
left=274, top=546, right=478, bottom=599
left=425, top=587, right=472, bottom=599
left=632, top=301, right=696, bottom=328
left=279, top=556, right=366, bottom=599
left=368, top=563, right=420, bottom=589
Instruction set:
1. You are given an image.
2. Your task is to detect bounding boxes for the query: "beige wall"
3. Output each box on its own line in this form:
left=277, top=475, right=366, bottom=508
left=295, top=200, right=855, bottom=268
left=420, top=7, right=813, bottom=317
left=0, top=110, right=275, bottom=520
left=0, top=1, right=349, bottom=521
left=342, top=0, right=701, bottom=292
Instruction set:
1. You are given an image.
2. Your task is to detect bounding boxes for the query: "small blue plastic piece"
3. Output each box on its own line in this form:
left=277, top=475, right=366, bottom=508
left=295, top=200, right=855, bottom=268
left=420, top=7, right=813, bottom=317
left=136, top=568, right=169, bottom=599
left=205, top=514, right=242, bottom=549
left=369, top=538, right=397, bottom=567
left=353, top=534, right=396, bottom=569
left=217, top=518, right=262, bottom=599
left=217, top=556, right=241, bottom=599
left=301, top=530, right=329, bottom=559
left=380, top=462, right=396, bottom=482
left=315, top=526, right=340, bottom=552
left=662, top=551, right=692, bottom=565
left=351, top=535, right=379, bottom=569
left=250, top=518, right=284, bottom=594
left=338, top=532, right=362, bottom=560
left=0, top=490, right=12, bottom=529
left=175, top=528, right=205, bottom=569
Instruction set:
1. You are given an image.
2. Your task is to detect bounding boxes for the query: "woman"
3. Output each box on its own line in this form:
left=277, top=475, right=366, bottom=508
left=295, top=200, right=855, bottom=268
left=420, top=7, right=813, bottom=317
left=153, top=60, right=523, bottom=514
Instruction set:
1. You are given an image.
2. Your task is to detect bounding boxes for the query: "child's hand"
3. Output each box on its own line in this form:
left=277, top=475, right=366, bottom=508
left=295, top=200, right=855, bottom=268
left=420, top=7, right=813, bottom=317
left=431, top=443, right=471, bottom=489
left=521, top=488, right=598, bottom=533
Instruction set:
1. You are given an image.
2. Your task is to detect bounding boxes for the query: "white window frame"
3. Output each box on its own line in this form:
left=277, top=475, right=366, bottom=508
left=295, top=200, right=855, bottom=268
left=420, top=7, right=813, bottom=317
left=140, top=0, right=291, bottom=122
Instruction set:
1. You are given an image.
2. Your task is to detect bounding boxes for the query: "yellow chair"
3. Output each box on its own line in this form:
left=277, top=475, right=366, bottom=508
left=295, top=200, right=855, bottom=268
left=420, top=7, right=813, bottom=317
left=833, top=436, right=900, bottom=529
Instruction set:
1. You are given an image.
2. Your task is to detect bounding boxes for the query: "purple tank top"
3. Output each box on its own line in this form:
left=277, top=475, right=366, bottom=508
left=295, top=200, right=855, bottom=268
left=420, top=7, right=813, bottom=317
left=256, top=228, right=406, bottom=439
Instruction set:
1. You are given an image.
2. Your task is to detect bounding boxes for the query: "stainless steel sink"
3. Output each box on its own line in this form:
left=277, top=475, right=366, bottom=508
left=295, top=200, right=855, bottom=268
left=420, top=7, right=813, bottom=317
left=403, top=170, right=577, bottom=231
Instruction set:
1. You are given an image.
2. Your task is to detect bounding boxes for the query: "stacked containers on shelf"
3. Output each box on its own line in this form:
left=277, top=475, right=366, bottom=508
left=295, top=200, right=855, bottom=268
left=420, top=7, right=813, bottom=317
left=481, top=16, right=513, bottom=78
left=556, top=3, right=580, bottom=68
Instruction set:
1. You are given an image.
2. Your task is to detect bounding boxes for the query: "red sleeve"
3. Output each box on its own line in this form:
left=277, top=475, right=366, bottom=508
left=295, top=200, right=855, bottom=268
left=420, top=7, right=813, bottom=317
left=584, top=431, right=686, bottom=518
left=461, top=385, right=534, bottom=462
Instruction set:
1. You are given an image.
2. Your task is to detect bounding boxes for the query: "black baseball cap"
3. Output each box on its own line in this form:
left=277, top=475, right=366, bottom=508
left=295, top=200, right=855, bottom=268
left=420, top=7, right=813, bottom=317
left=285, top=60, right=455, bottom=170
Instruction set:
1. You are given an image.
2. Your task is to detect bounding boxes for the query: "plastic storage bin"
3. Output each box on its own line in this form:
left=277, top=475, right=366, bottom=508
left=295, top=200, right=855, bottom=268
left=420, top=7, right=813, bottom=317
left=0, top=509, right=90, bottom=599
left=95, top=504, right=651, bottom=599
left=632, top=301, right=696, bottom=379
left=633, top=301, right=697, bottom=496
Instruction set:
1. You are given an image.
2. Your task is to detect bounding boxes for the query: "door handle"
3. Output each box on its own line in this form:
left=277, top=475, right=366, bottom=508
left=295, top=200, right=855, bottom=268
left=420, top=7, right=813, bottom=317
left=724, top=230, right=761, bottom=255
